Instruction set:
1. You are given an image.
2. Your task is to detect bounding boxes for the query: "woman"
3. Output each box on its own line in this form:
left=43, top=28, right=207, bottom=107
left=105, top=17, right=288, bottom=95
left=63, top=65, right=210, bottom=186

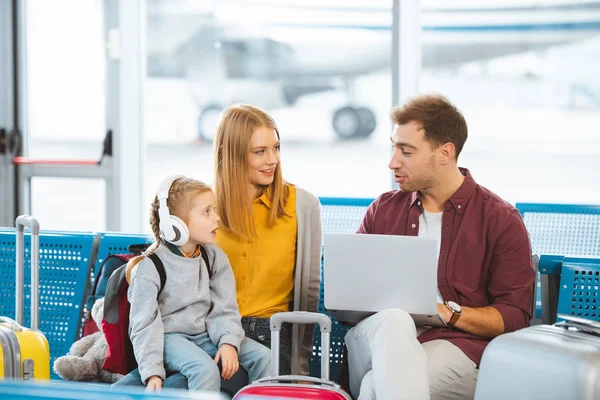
left=214, top=104, right=322, bottom=376
left=113, top=105, right=322, bottom=391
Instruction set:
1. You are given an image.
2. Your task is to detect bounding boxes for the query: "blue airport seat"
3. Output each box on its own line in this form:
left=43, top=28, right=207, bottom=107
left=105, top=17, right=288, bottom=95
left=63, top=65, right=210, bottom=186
left=81, top=232, right=152, bottom=332
left=309, top=197, right=373, bottom=381
left=516, top=203, right=600, bottom=257
left=0, top=229, right=98, bottom=379
left=557, top=257, right=600, bottom=322
left=516, top=203, right=600, bottom=323
left=95, top=232, right=153, bottom=275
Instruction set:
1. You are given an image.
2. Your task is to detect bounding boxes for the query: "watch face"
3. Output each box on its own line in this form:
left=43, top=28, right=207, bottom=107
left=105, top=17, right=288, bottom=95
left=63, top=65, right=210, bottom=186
left=448, top=301, right=462, bottom=313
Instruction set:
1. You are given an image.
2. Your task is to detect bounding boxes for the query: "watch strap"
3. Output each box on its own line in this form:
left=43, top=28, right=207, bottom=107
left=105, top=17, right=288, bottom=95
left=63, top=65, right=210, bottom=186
left=448, top=309, right=461, bottom=326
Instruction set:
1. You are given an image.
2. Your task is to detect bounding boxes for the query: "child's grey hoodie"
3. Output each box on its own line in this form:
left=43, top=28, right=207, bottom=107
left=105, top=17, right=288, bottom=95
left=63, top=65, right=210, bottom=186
left=128, top=243, right=244, bottom=383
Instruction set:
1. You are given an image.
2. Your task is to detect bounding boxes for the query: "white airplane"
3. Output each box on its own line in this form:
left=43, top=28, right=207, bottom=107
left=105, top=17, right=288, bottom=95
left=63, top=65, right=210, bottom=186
left=147, top=0, right=600, bottom=140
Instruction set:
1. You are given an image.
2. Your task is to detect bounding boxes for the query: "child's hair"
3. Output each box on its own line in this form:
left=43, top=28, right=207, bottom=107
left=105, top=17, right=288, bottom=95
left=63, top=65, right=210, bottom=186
left=213, top=104, right=290, bottom=240
left=125, top=176, right=212, bottom=283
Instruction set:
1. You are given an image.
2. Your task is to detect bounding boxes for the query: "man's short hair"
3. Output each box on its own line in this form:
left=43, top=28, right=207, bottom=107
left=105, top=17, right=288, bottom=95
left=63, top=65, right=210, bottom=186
left=390, top=94, right=468, bottom=159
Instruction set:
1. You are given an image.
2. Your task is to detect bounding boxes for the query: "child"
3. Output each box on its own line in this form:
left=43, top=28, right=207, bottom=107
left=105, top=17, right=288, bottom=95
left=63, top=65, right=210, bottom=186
left=126, top=175, right=271, bottom=392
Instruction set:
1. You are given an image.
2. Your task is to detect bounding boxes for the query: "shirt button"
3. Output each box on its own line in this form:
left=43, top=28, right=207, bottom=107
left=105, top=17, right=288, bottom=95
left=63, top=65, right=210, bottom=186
left=411, top=224, right=416, bottom=228
left=417, top=201, right=421, bottom=206
left=457, top=205, right=462, bottom=209
left=243, top=252, right=247, bottom=257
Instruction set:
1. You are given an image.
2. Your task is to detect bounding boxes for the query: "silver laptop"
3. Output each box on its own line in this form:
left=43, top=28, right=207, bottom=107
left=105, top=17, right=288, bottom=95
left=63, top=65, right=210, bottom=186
left=324, top=233, right=445, bottom=327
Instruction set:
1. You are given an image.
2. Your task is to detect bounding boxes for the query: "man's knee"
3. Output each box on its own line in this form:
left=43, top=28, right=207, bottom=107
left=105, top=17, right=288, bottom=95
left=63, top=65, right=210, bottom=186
left=370, top=308, right=416, bottom=335
left=424, top=340, right=477, bottom=400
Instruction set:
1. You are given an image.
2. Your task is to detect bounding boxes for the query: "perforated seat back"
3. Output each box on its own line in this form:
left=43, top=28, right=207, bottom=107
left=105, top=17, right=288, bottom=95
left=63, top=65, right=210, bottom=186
left=0, top=230, right=97, bottom=378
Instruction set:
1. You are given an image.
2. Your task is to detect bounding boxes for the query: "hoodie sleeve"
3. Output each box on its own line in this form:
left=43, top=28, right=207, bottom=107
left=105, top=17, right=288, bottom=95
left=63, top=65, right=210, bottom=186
left=204, top=245, right=245, bottom=351
left=127, top=257, right=165, bottom=383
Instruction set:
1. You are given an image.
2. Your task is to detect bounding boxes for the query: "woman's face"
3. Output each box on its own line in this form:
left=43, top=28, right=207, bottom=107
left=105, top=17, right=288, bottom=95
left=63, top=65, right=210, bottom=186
left=247, top=125, right=280, bottom=187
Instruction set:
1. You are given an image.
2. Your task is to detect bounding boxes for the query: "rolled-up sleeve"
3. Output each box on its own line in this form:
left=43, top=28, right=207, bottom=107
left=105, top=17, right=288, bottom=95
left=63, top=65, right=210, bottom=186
left=488, top=210, right=534, bottom=333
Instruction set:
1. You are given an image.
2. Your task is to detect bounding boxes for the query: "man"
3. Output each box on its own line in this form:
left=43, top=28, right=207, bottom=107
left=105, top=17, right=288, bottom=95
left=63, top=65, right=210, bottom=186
left=345, top=94, right=534, bottom=400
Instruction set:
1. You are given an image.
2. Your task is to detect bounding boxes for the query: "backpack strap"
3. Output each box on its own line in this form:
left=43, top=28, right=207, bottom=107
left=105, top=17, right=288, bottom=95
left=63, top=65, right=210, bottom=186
left=200, top=245, right=212, bottom=279
left=148, top=253, right=167, bottom=295
left=128, top=243, right=151, bottom=255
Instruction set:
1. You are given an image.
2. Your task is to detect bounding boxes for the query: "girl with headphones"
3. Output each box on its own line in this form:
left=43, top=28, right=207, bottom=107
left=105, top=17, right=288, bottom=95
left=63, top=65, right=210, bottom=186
left=125, top=176, right=270, bottom=392
left=115, top=105, right=322, bottom=392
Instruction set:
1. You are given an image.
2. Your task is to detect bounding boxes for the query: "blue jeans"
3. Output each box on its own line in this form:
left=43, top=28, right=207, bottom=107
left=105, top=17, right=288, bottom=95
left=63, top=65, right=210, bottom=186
left=164, top=332, right=270, bottom=391
left=111, top=355, right=249, bottom=395
left=114, top=332, right=270, bottom=392
left=112, top=367, right=188, bottom=389
left=242, top=317, right=292, bottom=376
left=114, top=317, right=289, bottom=391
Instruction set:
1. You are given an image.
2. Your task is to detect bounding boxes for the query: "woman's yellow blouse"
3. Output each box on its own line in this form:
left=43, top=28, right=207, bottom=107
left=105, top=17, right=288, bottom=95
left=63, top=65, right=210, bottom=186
left=216, top=185, right=297, bottom=318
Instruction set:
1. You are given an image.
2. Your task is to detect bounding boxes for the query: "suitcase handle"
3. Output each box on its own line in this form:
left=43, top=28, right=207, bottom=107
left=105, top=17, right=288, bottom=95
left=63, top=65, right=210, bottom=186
left=254, top=375, right=341, bottom=388
left=556, top=314, right=600, bottom=337
left=15, top=215, right=41, bottom=330
left=270, top=311, right=332, bottom=380
left=0, top=316, right=23, bottom=331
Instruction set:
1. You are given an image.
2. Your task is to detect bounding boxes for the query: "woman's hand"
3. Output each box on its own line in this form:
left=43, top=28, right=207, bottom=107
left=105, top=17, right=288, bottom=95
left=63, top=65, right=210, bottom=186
left=146, top=376, right=163, bottom=391
left=215, top=343, right=239, bottom=379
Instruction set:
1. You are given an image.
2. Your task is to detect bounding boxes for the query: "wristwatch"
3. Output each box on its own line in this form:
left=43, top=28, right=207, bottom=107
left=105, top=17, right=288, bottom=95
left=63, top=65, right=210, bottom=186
left=445, top=301, right=462, bottom=327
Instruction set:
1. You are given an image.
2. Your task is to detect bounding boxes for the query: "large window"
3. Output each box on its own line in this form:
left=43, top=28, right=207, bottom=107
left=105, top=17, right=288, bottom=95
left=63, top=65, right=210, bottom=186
left=18, top=0, right=395, bottom=232
left=143, top=0, right=394, bottom=217
left=24, top=0, right=106, bottom=231
left=420, top=0, right=600, bottom=204
left=18, top=1, right=598, bottom=233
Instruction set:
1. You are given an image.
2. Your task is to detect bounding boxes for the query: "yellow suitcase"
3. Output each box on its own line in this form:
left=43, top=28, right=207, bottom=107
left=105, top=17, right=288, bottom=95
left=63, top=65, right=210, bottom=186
left=0, top=216, right=50, bottom=380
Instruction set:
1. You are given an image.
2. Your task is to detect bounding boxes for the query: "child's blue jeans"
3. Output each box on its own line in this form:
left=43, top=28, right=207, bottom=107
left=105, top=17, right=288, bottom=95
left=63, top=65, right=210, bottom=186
left=163, top=332, right=270, bottom=391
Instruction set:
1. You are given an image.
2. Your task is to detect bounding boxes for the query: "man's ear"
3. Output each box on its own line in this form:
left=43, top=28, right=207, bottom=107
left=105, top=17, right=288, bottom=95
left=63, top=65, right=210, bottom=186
left=440, top=142, right=456, bottom=164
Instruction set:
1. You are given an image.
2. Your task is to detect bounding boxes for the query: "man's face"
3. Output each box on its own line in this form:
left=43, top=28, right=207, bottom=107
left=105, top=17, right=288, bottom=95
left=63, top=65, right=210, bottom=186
left=389, top=121, right=439, bottom=193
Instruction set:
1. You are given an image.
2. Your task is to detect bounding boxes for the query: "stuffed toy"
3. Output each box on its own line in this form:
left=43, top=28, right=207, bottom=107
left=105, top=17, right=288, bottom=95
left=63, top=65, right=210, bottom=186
left=53, top=297, right=123, bottom=383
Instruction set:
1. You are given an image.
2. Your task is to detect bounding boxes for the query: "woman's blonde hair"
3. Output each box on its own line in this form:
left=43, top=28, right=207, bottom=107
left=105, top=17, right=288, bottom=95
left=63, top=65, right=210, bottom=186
left=214, top=104, right=289, bottom=240
left=126, top=176, right=212, bottom=283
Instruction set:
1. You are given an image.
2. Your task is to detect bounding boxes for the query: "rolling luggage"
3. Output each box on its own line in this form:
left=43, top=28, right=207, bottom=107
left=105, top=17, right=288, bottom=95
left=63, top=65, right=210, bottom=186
left=475, top=316, right=600, bottom=400
left=234, top=311, right=351, bottom=399
left=0, top=216, right=50, bottom=380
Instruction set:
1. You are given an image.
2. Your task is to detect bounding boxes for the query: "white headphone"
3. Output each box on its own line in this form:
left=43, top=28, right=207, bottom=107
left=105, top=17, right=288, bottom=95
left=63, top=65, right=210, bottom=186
left=157, top=175, right=189, bottom=246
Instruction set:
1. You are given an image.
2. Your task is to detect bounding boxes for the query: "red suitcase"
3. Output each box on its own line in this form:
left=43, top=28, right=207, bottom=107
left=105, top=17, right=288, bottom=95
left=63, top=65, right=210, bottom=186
left=234, top=311, right=351, bottom=399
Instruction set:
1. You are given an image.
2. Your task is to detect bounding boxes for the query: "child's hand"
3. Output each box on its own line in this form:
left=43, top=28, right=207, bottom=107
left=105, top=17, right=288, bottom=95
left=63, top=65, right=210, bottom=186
left=146, top=376, right=162, bottom=391
left=215, top=344, right=239, bottom=380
